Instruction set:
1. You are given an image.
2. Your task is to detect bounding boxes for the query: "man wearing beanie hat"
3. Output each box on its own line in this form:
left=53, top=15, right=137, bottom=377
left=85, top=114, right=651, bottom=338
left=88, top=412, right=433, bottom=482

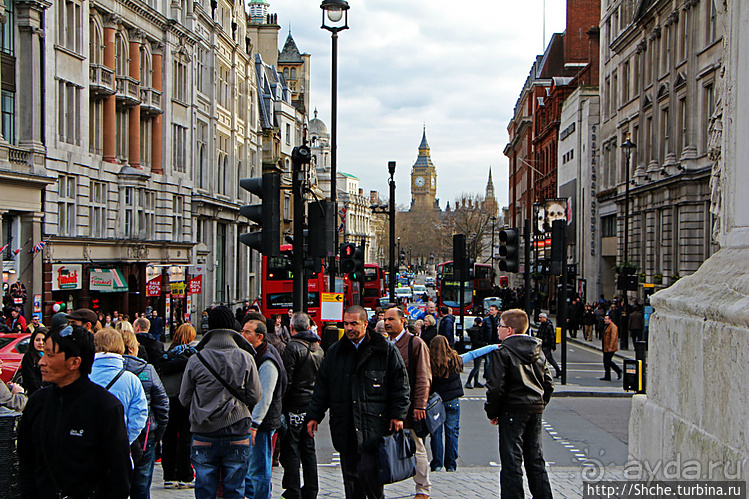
left=180, top=306, right=262, bottom=498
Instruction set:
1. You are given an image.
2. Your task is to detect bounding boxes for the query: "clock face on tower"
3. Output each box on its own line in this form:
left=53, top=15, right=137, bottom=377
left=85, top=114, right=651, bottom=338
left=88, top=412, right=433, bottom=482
left=415, top=176, right=425, bottom=187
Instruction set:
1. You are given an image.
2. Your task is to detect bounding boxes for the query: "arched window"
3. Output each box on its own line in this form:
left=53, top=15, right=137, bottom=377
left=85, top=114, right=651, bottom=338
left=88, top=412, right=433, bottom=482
left=89, top=18, right=103, bottom=64
left=290, top=67, right=297, bottom=80
left=222, top=156, right=229, bottom=195
left=217, top=153, right=224, bottom=193
left=283, top=68, right=289, bottom=80
left=115, top=33, right=128, bottom=76
left=198, top=144, right=205, bottom=189
left=140, top=46, right=151, bottom=86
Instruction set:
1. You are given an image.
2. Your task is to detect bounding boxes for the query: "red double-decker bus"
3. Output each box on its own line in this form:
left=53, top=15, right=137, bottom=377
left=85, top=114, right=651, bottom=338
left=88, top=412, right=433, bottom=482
left=261, top=245, right=327, bottom=328
left=437, top=261, right=495, bottom=315
left=362, top=263, right=386, bottom=310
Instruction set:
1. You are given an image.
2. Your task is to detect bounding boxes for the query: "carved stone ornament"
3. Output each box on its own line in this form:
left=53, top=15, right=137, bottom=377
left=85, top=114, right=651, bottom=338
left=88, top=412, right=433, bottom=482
left=708, top=1, right=729, bottom=243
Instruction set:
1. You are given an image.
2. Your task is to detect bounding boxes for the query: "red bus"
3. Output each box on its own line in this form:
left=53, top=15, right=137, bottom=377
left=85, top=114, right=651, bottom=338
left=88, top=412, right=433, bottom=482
left=362, top=263, right=386, bottom=310
left=438, top=261, right=495, bottom=315
left=262, top=245, right=327, bottom=328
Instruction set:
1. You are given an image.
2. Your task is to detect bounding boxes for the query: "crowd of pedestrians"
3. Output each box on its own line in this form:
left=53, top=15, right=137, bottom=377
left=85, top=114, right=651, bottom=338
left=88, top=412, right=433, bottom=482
left=0, top=292, right=571, bottom=499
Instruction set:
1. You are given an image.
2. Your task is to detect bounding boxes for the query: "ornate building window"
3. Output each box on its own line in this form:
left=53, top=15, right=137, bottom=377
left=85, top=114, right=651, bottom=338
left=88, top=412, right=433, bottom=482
left=90, top=181, right=107, bottom=238
left=58, top=0, right=82, bottom=53
left=58, top=175, right=77, bottom=236
left=172, top=123, right=187, bottom=173
left=58, top=80, right=81, bottom=145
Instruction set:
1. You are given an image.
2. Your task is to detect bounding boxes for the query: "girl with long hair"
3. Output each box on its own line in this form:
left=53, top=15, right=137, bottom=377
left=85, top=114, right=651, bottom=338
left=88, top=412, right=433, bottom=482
left=428, top=335, right=464, bottom=472
left=20, top=328, right=46, bottom=394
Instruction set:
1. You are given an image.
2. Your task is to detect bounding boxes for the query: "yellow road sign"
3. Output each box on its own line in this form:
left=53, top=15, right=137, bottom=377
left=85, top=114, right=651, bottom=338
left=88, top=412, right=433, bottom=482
left=322, top=293, right=344, bottom=303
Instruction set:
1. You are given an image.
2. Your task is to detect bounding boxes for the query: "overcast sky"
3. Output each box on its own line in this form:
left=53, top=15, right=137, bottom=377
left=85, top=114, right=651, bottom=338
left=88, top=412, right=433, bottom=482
left=272, top=0, right=567, bottom=208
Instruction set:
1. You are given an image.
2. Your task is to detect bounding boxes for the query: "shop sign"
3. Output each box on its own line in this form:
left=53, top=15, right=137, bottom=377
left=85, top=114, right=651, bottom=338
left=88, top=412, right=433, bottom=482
left=171, top=281, right=186, bottom=298
left=52, top=264, right=82, bottom=291
left=189, top=275, right=202, bottom=295
left=146, top=275, right=162, bottom=297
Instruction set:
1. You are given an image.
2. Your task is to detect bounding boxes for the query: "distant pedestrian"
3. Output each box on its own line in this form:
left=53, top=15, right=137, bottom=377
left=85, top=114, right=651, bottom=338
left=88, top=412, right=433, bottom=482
left=18, top=324, right=132, bottom=497
left=428, top=335, right=464, bottom=472
left=582, top=304, right=596, bottom=341
left=485, top=309, right=554, bottom=499
left=135, top=318, right=165, bottom=372
left=600, top=314, right=623, bottom=381
left=465, top=317, right=488, bottom=389
left=628, top=305, right=644, bottom=343
left=536, top=313, right=561, bottom=378
left=437, top=306, right=455, bottom=348
left=306, top=305, right=410, bottom=499
left=150, top=310, right=165, bottom=342
left=280, top=312, right=324, bottom=499
left=179, top=306, right=262, bottom=499
left=420, top=314, right=438, bottom=346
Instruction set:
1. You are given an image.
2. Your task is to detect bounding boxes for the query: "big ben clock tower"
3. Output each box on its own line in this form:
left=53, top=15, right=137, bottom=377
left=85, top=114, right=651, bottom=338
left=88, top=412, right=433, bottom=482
left=410, top=127, right=439, bottom=211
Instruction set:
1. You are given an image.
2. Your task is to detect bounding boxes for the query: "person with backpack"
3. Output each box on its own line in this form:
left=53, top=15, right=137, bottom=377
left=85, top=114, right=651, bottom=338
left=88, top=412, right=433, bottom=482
left=280, top=312, right=324, bottom=499
left=121, top=327, right=170, bottom=498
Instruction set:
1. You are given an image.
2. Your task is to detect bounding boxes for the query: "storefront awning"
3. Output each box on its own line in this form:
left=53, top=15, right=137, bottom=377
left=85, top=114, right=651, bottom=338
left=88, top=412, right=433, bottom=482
left=90, top=268, right=129, bottom=293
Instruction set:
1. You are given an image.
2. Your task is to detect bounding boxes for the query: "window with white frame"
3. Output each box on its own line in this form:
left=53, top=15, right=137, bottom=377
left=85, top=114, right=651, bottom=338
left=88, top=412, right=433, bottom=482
left=197, top=46, right=207, bottom=94
left=218, top=64, right=229, bottom=109
left=679, top=10, right=689, bottom=61
left=144, top=190, right=155, bottom=237
left=660, top=107, right=670, bottom=163
left=286, top=123, right=291, bottom=145
left=707, top=0, right=717, bottom=45
left=58, top=0, right=82, bottom=53
left=284, top=194, right=290, bottom=221
left=172, top=123, right=187, bottom=173
left=140, top=119, right=152, bottom=169
left=123, top=187, right=135, bottom=238
left=115, top=34, right=127, bottom=77
left=218, top=134, right=229, bottom=195
left=58, top=175, right=76, bottom=236
left=90, top=181, right=107, bottom=238
left=89, top=99, right=103, bottom=154
left=116, top=109, right=128, bottom=161
left=58, top=80, right=81, bottom=145
left=678, top=96, right=687, bottom=153
left=173, top=195, right=184, bottom=241
left=173, top=58, right=187, bottom=102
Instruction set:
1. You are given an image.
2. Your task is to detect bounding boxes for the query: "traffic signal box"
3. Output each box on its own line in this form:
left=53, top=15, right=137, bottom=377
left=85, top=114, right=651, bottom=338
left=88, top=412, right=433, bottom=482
left=239, top=172, right=281, bottom=256
left=498, top=228, right=519, bottom=273
left=340, top=243, right=364, bottom=282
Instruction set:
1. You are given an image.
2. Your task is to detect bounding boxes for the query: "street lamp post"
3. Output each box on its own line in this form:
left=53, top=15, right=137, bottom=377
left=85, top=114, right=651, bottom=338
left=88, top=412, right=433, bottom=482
left=320, top=0, right=349, bottom=292
left=490, top=215, right=497, bottom=276
left=621, top=132, right=636, bottom=350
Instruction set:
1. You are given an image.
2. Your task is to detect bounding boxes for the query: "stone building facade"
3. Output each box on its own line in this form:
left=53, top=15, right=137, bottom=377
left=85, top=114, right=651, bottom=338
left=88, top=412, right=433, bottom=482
left=1, top=0, right=307, bottom=326
left=597, top=0, right=721, bottom=299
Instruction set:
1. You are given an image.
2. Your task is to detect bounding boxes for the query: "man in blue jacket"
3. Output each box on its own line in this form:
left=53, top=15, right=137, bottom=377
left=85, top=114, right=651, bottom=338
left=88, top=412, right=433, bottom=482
left=18, top=325, right=132, bottom=498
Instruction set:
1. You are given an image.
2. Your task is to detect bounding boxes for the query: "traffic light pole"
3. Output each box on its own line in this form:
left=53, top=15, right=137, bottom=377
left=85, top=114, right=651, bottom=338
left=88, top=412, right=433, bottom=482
left=388, top=162, right=396, bottom=303
left=292, top=146, right=310, bottom=312
left=559, top=221, right=568, bottom=386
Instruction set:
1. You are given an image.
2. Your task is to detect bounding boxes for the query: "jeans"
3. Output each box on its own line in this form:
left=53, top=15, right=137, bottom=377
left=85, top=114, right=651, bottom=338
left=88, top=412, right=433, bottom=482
left=497, top=412, right=552, bottom=499
left=340, top=451, right=383, bottom=499
left=191, top=434, right=251, bottom=499
left=131, top=440, right=156, bottom=499
left=162, top=395, right=194, bottom=482
left=244, top=429, right=276, bottom=499
left=280, top=412, right=318, bottom=499
left=466, top=355, right=485, bottom=385
left=430, top=398, right=460, bottom=471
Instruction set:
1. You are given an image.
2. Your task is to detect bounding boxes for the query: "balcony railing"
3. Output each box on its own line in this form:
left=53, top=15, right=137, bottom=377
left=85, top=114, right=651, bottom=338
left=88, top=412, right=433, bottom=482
left=89, top=64, right=115, bottom=97
left=139, top=87, right=163, bottom=116
left=115, top=75, right=140, bottom=107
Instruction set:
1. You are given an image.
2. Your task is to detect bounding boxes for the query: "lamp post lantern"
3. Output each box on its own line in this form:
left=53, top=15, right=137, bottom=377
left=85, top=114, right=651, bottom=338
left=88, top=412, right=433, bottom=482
left=321, top=0, right=350, bottom=292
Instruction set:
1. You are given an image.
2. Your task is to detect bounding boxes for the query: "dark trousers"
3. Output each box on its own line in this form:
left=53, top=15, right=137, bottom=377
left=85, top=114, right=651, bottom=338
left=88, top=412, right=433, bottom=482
left=542, top=347, right=560, bottom=376
left=467, top=355, right=485, bottom=385
left=162, top=396, right=194, bottom=482
left=498, top=413, right=552, bottom=499
left=602, top=352, right=622, bottom=379
left=630, top=328, right=643, bottom=343
left=280, top=412, right=319, bottom=499
left=340, top=450, right=383, bottom=499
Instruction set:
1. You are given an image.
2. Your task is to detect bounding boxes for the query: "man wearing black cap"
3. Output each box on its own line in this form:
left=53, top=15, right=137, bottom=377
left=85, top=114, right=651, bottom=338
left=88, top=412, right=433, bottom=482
left=18, top=324, right=132, bottom=498
left=67, top=308, right=99, bottom=332
left=179, top=306, right=262, bottom=498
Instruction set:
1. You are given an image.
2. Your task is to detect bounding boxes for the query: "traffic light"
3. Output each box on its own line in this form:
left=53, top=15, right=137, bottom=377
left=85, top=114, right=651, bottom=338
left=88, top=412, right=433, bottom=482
left=498, top=228, right=520, bottom=273
left=238, top=172, right=281, bottom=256
left=453, top=234, right=466, bottom=281
left=308, top=200, right=334, bottom=258
left=340, top=243, right=364, bottom=281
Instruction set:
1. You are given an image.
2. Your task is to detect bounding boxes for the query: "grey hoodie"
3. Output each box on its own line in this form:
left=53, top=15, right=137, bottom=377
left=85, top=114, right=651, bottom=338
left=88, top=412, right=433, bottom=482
left=179, top=329, right=262, bottom=434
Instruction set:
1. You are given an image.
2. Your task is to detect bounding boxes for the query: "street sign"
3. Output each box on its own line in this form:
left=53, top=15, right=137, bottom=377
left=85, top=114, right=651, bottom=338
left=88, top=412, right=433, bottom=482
left=321, top=293, right=344, bottom=321
left=407, top=305, right=422, bottom=320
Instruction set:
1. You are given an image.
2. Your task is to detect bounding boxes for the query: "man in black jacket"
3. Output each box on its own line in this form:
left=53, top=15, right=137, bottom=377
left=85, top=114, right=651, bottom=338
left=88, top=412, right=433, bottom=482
left=485, top=309, right=554, bottom=499
left=281, top=312, right=324, bottom=499
left=536, top=313, right=561, bottom=378
left=307, top=306, right=410, bottom=499
left=18, top=324, right=132, bottom=498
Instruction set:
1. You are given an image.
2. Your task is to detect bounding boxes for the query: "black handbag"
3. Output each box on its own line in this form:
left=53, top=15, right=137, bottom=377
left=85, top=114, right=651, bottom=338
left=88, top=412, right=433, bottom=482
left=377, top=429, right=416, bottom=485
left=413, top=391, right=446, bottom=438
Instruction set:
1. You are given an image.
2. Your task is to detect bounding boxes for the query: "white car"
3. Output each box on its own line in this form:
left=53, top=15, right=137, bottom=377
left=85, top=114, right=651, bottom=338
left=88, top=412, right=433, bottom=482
left=394, top=287, right=413, bottom=301
left=412, top=285, right=428, bottom=297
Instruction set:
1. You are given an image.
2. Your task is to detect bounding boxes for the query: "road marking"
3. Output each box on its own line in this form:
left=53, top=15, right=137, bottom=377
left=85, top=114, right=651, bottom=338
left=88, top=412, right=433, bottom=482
left=489, top=461, right=500, bottom=467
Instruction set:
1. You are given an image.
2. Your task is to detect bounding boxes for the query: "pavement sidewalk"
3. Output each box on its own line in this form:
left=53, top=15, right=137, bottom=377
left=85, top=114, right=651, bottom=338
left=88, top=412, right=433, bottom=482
left=150, top=463, right=626, bottom=499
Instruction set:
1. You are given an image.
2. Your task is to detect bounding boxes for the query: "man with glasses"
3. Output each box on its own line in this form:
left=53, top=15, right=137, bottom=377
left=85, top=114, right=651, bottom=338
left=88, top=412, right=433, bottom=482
left=18, top=324, right=132, bottom=498
left=485, top=309, right=554, bottom=499
left=307, top=305, right=410, bottom=499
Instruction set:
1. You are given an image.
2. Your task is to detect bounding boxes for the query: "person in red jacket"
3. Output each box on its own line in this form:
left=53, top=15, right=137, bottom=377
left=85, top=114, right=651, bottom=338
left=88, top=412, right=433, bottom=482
left=7, top=307, right=27, bottom=333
